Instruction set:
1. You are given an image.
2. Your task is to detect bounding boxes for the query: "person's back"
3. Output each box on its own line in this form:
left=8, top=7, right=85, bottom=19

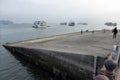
left=95, top=75, right=109, bottom=80
left=101, top=60, right=116, bottom=80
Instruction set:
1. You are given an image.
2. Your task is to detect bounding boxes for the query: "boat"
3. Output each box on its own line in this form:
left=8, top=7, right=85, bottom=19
left=78, top=23, right=88, bottom=25
left=68, top=22, right=75, bottom=26
left=32, top=21, right=46, bottom=28
left=104, top=22, right=117, bottom=26
left=60, top=22, right=67, bottom=25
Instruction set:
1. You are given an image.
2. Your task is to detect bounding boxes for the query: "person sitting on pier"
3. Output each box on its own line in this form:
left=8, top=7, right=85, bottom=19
left=101, top=59, right=116, bottom=80
left=94, top=75, right=109, bottom=80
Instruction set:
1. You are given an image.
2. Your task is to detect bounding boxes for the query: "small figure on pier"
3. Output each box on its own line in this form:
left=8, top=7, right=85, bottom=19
left=112, top=27, right=118, bottom=39
left=92, top=30, right=94, bottom=34
left=81, top=29, right=83, bottom=35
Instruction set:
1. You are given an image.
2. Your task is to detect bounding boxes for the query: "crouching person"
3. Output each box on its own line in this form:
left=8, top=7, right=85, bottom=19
left=101, top=59, right=117, bottom=80
left=94, top=75, right=109, bottom=80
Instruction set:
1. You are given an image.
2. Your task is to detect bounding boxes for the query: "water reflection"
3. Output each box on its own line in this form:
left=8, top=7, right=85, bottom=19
left=9, top=51, right=66, bottom=80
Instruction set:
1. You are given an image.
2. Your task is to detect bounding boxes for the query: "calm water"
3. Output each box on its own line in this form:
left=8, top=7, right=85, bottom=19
left=0, top=23, right=108, bottom=80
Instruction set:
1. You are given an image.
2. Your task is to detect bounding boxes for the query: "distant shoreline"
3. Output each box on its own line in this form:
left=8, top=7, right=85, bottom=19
left=0, top=20, right=14, bottom=25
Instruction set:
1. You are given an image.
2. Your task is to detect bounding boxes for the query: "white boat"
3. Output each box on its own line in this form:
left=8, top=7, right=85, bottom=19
left=33, top=21, right=46, bottom=28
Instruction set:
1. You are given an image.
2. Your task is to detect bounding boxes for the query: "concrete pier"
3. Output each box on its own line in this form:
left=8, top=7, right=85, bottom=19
left=3, top=31, right=120, bottom=80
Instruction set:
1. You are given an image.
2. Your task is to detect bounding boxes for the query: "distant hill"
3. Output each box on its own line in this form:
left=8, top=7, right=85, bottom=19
left=0, top=20, right=14, bottom=25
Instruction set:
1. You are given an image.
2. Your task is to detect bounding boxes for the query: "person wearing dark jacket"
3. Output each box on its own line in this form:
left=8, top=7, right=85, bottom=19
left=112, top=27, right=118, bottom=39
left=101, top=54, right=117, bottom=80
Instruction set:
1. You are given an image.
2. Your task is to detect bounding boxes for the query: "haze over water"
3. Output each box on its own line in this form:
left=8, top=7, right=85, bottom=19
left=1, top=0, right=120, bottom=24
left=0, top=0, right=120, bottom=80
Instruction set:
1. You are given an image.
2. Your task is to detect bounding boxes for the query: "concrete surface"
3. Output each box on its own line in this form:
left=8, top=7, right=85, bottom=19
left=6, top=31, right=120, bottom=57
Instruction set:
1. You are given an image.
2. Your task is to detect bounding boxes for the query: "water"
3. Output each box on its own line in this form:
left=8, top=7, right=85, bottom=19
left=0, top=23, right=109, bottom=80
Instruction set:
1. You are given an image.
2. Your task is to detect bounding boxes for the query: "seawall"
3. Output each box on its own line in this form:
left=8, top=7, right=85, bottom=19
left=3, top=31, right=120, bottom=80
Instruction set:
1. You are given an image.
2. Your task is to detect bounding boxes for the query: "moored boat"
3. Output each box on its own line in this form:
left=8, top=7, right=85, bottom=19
left=60, top=22, right=67, bottom=25
left=32, top=21, right=46, bottom=28
left=68, top=22, right=75, bottom=26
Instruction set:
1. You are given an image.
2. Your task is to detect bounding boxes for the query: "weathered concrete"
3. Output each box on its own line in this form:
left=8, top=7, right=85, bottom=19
left=3, top=31, right=120, bottom=80
left=5, top=31, right=120, bottom=57
left=4, top=46, right=96, bottom=80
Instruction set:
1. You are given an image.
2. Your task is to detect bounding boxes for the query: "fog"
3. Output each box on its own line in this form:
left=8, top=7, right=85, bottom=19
left=0, top=0, right=120, bottom=23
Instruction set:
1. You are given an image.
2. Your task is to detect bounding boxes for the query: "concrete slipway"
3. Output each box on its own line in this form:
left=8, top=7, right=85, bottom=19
left=3, top=31, right=120, bottom=80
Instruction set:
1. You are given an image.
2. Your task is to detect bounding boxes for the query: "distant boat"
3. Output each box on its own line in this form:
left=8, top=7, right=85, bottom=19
left=60, top=22, right=67, bottom=25
left=68, top=22, right=75, bottom=26
left=104, top=22, right=117, bottom=26
left=32, top=21, right=46, bottom=28
left=78, top=23, right=88, bottom=25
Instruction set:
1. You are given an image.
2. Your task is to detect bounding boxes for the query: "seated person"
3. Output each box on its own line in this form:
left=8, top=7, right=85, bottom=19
left=101, top=58, right=117, bottom=80
left=94, top=75, right=109, bottom=80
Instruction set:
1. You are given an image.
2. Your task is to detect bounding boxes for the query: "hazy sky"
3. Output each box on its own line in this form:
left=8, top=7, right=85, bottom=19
left=0, top=0, right=120, bottom=23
